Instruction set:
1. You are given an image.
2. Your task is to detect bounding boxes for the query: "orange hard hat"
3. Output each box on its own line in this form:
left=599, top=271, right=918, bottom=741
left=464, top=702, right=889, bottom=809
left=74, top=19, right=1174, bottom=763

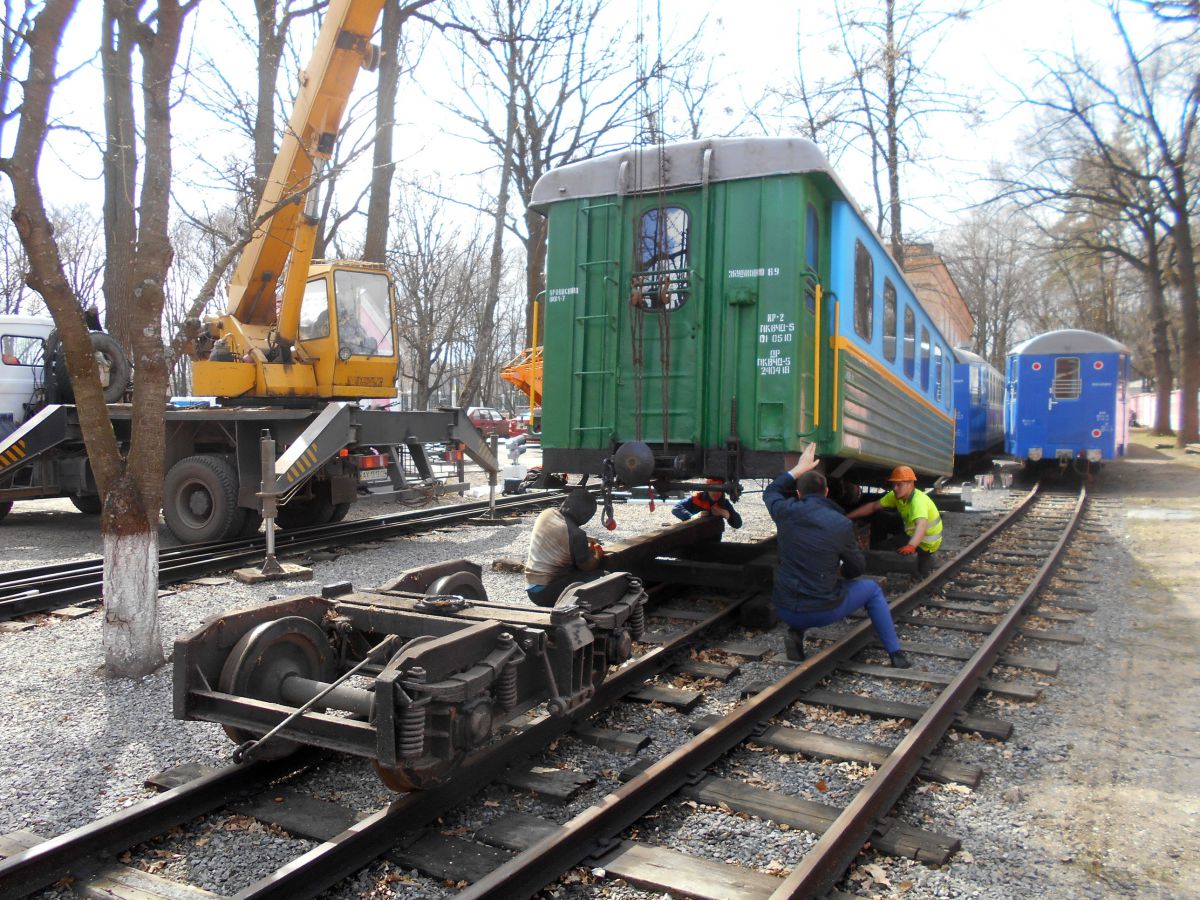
left=887, top=465, right=917, bottom=483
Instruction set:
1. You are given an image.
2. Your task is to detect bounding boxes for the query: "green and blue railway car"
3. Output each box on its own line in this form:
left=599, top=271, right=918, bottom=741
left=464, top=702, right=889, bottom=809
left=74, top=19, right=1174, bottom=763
left=530, top=137, right=955, bottom=488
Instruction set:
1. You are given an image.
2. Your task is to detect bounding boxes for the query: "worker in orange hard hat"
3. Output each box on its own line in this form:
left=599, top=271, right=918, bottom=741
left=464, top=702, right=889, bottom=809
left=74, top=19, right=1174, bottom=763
left=847, top=464, right=943, bottom=577
left=671, top=478, right=742, bottom=529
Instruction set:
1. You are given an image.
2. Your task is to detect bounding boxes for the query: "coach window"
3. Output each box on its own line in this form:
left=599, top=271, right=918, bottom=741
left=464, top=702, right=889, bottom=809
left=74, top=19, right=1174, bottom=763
left=633, top=206, right=690, bottom=311
left=882, top=280, right=897, bottom=362
left=1052, top=357, right=1081, bottom=399
left=853, top=240, right=873, bottom=340
left=934, top=345, right=944, bottom=402
left=804, top=205, right=820, bottom=313
left=903, top=307, right=916, bottom=379
left=920, top=327, right=931, bottom=391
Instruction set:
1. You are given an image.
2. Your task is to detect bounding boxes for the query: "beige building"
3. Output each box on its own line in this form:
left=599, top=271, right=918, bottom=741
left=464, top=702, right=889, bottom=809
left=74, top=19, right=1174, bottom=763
left=902, top=243, right=974, bottom=348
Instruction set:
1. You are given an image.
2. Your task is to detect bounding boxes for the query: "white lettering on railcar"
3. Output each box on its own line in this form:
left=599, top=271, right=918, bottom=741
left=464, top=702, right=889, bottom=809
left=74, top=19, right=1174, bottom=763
left=758, top=315, right=796, bottom=344
left=757, top=348, right=792, bottom=376
left=728, top=266, right=781, bottom=279
left=548, top=287, right=580, bottom=302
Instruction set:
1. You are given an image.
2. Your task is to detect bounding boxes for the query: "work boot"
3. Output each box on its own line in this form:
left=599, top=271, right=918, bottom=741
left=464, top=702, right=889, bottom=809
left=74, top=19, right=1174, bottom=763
left=888, top=650, right=912, bottom=669
left=783, top=628, right=806, bottom=662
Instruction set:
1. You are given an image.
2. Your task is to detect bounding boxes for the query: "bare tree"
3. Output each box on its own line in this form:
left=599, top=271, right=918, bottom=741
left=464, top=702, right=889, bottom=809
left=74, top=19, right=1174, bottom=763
left=782, top=0, right=980, bottom=263
left=0, top=0, right=195, bottom=677
left=1001, top=3, right=1199, bottom=444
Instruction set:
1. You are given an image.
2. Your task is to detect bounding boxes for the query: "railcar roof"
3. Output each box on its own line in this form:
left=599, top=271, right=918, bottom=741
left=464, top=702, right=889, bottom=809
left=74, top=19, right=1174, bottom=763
left=953, top=346, right=991, bottom=366
left=529, top=137, right=856, bottom=210
left=1009, top=329, right=1129, bottom=357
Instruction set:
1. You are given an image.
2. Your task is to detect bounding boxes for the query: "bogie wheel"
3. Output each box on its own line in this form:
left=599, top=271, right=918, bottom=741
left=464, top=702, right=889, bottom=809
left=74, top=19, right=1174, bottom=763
left=218, top=616, right=336, bottom=760
left=70, top=494, right=103, bottom=515
left=425, top=571, right=488, bottom=601
left=163, top=454, right=245, bottom=543
left=0, top=501, right=11, bottom=523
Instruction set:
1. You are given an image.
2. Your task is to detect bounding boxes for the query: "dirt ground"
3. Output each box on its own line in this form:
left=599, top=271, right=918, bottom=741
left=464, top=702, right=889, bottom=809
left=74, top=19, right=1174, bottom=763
left=1026, top=432, right=1200, bottom=895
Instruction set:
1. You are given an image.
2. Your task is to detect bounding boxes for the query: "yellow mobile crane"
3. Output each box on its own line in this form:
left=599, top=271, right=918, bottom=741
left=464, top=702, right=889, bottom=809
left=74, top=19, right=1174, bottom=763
left=191, top=0, right=396, bottom=399
left=0, top=0, right=496, bottom=543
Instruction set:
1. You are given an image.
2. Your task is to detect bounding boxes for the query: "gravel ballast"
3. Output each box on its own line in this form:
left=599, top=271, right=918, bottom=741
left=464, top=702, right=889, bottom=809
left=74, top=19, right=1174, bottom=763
left=1, top=440, right=1197, bottom=899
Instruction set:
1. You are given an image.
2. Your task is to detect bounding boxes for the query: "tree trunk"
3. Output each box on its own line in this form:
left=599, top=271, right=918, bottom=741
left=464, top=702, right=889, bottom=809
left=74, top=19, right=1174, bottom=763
left=101, top=472, right=164, bottom=677
left=363, top=0, right=403, bottom=264
left=524, top=207, right=546, bottom=346
left=101, top=0, right=138, bottom=353
left=1171, top=205, right=1200, bottom=445
left=884, top=0, right=903, bottom=264
left=1144, top=239, right=1174, bottom=434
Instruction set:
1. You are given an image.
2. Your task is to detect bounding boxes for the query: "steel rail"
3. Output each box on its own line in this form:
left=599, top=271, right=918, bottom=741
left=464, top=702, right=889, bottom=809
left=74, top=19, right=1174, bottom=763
left=0, top=750, right=327, bottom=900
left=0, top=490, right=572, bottom=619
left=772, top=484, right=1086, bottom=897
left=456, top=484, right=1052, bottom=899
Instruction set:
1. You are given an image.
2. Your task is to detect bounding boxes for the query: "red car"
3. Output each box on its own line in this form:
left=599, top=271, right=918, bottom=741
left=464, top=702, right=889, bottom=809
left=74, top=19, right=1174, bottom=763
left=467, top=406, right=523, bottom=438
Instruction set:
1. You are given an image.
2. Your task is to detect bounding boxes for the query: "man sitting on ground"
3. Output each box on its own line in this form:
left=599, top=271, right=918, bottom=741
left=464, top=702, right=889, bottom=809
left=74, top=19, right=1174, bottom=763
left=524, top=489, right=604, bottom=606
left=764, top=444, right=910, bottom=667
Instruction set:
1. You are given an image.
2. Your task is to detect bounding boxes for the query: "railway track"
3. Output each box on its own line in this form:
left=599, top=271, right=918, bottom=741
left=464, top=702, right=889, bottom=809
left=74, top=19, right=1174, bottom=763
left=0, top=490, right=571, bottom=621
left=0, top=483, right=1101, bottom=899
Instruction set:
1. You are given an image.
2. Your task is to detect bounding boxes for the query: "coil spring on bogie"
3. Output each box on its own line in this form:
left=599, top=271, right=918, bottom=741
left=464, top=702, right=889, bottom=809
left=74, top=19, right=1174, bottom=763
left=400, top=702, right=426, bottom=757
left=497, top=660, right=519, bottom=711
left=628, top=596, right=645, bottom=640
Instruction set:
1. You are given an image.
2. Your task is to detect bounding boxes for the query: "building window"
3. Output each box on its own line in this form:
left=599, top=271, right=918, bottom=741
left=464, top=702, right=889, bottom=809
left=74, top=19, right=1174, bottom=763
left=633, top=206, right=690, bottom=311
left=882, top=280, right=897, bottom=362
left=1052, top=357, right=1081, bottom=399
left=903, top=307, right=916, bottom=379
left=920, top=327, right=931, bottom=391
left=853, top=240, right=873, bottom=340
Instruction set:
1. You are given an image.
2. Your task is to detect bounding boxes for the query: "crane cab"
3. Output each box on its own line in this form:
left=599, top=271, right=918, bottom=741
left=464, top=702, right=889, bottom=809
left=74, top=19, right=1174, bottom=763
left=191, top=260, right=398, bottom=401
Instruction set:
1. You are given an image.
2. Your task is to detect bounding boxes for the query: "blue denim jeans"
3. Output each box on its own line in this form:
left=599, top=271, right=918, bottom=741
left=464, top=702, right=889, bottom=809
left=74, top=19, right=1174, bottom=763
left=774, top=578, right=901, bottom=654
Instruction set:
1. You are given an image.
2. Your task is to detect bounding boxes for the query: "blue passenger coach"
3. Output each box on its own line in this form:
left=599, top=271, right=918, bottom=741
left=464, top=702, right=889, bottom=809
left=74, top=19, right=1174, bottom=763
left=1005, top=329, right=1130, bottom=470
left=952, top=347, right=1004, bottom=458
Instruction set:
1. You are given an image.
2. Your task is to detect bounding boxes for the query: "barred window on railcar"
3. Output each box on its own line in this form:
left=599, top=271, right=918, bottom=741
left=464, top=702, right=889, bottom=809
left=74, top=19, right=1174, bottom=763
left=1052, top=357, right=1082, bottom=399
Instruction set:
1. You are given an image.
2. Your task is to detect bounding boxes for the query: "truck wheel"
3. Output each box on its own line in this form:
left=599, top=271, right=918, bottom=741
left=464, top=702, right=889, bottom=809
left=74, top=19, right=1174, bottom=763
left=164, top=455, right=244, bottom=543
left=276, top=481, right=338, bottom=529
left=0, top=501, right=11, bottom=523
left=70, top=494, right=103, bottom=515
left=328, top=503, right=351, bottom=523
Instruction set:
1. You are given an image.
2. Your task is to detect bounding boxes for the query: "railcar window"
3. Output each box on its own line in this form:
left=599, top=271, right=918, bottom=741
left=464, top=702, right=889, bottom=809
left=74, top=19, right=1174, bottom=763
left=920, top=327, right=931, bottom=391
left=882, top=280, right=897, bottom=362
left=970, top=366, right=982, bottom=402
left=805, top=205, right=820, bottom=313
left=934, top=345, right=944, bottom=402
left=853, top=241, right=873, bottom=340
left=1052, top=357, right=1081, bottom=399
left=633, top=206, right=690, bottom=311
left=903, top=308, right=915, bottom=378
left=0, top=335, right=45, bottom=367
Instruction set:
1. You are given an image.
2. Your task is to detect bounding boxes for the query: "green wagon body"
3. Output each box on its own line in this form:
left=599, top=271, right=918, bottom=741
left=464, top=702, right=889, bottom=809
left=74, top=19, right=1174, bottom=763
left=531, top=138, right=954, bottom=487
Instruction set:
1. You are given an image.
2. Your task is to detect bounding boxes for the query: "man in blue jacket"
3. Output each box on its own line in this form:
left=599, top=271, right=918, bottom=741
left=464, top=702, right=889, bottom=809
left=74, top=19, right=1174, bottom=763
left=764, top=444, right=910, bottom=668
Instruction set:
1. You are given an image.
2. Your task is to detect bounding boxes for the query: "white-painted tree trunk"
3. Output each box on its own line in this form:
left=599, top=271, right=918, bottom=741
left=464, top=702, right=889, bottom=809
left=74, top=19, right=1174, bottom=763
left=102, top=528, right=165, bottom=678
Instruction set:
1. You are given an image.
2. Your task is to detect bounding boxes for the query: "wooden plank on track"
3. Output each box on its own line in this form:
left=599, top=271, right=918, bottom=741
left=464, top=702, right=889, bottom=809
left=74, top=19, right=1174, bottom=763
left=628, top=684, right=702, bottom=711
left=145, top=763, right=220, bottom=792
left=391, top=831, right=512, bottom=883
left=900, top=641, right=1059, bottom=674
left=688, top=715, right=982, bottom=787
left=572, top=725, right=651, bottom=754
left=797, top=688, right=1013, bottom=740
left=647, top=605, right=712, bottom=621
left=501, top=765, right=595, bottom=800
left=475, top=812, right=558, bottom=851
left=715, top=640, right=770, bottom=660
left=898, top=614, right=1084, bottom=643
left=232, top=791, right=358, bottom=841
left=683, top=777, right=960, bottom=866
left=671, top=659, right=740, bottom=682
left=594, top=840, right=784, bottom=899
left=1042, top=596, right=1097, bottom=612
left=0, top=830, right=218, bottom=899
left=837, top=660, right=1043, bottom=701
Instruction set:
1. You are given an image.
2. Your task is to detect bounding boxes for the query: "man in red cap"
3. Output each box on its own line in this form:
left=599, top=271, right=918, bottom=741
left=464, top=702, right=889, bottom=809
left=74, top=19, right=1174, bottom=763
left=671, top=479, right=742, bottom=529
left=848, top=465, right=943, bottom=577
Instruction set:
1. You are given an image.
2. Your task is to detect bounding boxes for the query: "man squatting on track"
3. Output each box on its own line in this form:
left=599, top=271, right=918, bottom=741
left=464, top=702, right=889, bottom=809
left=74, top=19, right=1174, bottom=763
left=846, top=464, right=942, bottom=578
left=524, top=488, right=604, bottom=606
left=764, top=443, right=911, bottom=668
left=671, top=479, right=743, bottom=529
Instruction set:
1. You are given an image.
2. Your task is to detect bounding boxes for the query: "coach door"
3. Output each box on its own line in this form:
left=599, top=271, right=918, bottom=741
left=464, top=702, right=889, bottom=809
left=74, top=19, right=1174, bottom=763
left=1046, top=355, right=1081, bottom=442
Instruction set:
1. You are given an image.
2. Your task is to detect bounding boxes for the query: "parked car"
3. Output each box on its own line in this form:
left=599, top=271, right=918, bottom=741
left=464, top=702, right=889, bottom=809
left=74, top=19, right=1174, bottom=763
left=466, top=406, right=513, bottom=437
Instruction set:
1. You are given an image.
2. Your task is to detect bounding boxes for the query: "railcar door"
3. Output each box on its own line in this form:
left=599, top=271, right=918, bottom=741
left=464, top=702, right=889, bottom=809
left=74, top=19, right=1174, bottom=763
left=1045, top=355, right=1081, bottom=444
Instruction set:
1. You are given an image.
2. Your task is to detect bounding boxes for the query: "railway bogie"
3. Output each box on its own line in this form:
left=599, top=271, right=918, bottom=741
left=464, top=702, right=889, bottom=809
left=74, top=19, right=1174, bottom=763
left=530, top=136, right=956, bottom=492
left=173, top=561, right=647, bottom=790
left=1005, top=329, right=1130, bottom=471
